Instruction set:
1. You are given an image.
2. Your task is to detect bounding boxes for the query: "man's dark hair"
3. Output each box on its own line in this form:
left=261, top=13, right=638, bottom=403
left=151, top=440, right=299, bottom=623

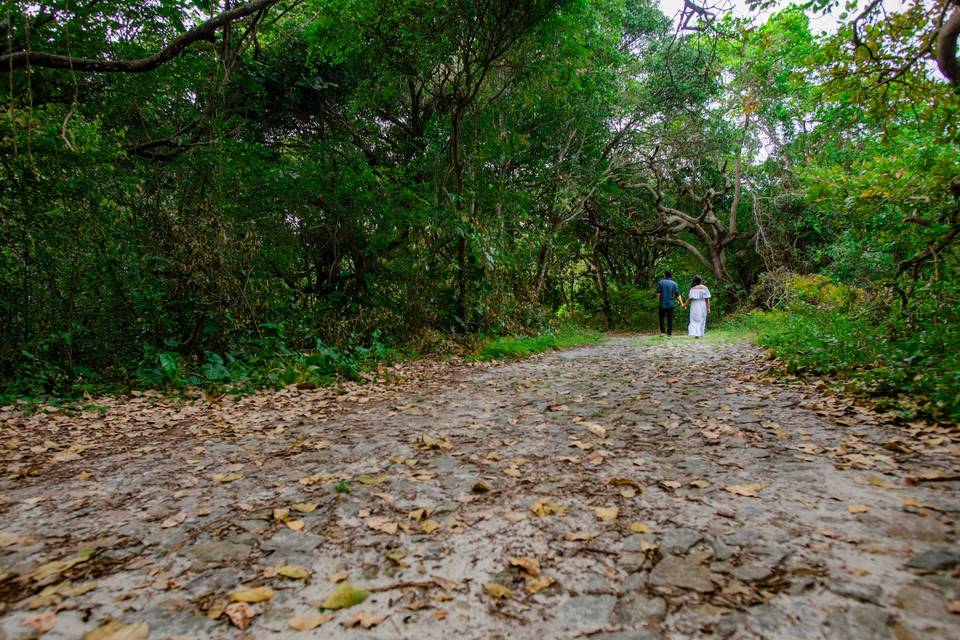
left=692, top=275, right=702, bottom=286
left=664, top=271, right=672, bottom=278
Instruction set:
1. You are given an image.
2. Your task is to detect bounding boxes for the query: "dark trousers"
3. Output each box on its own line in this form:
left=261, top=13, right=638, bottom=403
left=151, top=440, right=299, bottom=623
left=658, top=306, right=675, bottom=335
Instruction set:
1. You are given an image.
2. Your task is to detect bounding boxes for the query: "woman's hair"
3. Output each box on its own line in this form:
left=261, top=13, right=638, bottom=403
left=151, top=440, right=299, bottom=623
left=691, top=275, right=703, bottom=286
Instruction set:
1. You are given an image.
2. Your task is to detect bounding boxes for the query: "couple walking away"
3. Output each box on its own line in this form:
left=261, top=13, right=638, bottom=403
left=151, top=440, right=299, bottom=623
left=655, top=272, right=712, bottom=338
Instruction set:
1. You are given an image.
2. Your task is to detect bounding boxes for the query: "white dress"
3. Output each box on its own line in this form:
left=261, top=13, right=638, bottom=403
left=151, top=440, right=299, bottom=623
left=688, top=287, right=711, bottom=337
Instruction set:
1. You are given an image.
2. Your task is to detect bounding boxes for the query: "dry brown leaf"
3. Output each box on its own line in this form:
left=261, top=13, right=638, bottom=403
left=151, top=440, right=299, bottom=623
left=160, top=512, right=186, bottom=528
left=366, top=517, right=398, bottom=534
left=525, top=574, right=556, bottom=594
left=212, top=472, right=242, bottom=483
left=82, top=620, right=150, bottom=640
left=503, top=466, right=522, bottom=478
left=595, top=506, right=619, bottom=522
left=344, top=611, right=388, bottom=629
left=847, top=504, right=869, bottom=514
left=562, top=530, right=600, bottom=541
left=620, top=487, right=637, bottom=498
left=946, top=599, right=960, bottom=614
left=225, top=602, right=256, bottom=630
left=661, top=480, right=682, bottom=490
left=288, top=613, right=334, bottom=631
left=420, top=519, right=440, bottom=534
left=483, top=583, right=512, bottom=600
left=583, top=422, right=606, bottom=438
left=273, top=507, right=290, bottom=521
left=327, top=571, right=348, bottom=583
left=291, top=502, right=319, bottom=513
left=24, top=612, right=56, bottom=635
left=689, top=479, right=710, bottom=489
left=229, top=586, right=274, bottom=603
left=504, top=511, right=527, bottom=522
left=724, top=483, right=765, bottom=497
left=508, top=556, right=540, bottom=576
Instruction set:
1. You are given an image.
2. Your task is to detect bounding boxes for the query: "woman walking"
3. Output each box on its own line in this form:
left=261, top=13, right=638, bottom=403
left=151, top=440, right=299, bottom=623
left=686, top=276, right=711, bottom=338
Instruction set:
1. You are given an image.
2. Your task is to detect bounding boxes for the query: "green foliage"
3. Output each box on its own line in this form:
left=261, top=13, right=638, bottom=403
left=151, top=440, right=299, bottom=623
left=476, top=325, right=603, bottom=360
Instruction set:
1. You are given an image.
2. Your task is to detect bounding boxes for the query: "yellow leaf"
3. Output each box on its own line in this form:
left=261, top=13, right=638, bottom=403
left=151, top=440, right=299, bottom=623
left=212, top=472, right=242, bottom=483
left=629, top=522, right=652, bottom=534
left=503, top=466, right=522, bottom=478
left=583, top=422, right=606, bottom=438
left=277, top=565, right=309, bottom=580
left=31, top=547, right=96, bottom=582
left=320, top=582, right=369, bottom=610
left=689, top=479, right=710, bottom=489
left=508, top=557, right=540, bottom=576
left=530, top=499, right=567, bottom=517
left=82, top=620, right=150, bottom=640
left=866, top=476, right=899, bottom=489
left=328, top=571, right=348, bottom=583
left=291, top=502, right=319, bottom=513
left=273, top=508, right=290, bottom=521
left=229, top=586, right=274, bottom=603
left=483, top=583, right=512, bottom=600
left=357, top=474, right=386, bottom=485
left=724, top=483, right=765, bottom=497
left=661, top=480, right=682, bottom=489
left=420, top=519, right=440, bottom=534
left=525, top=574, right=556, bottom=594
left=847, top=504, right=869, bottom=513
left=285, top=518, right=305, bottom=531
left=595, top=506, right=619, bottom=522
left=288, top=613, right=333, bottom=631
left=620, top=487, right=637, bottom=498
left=639, top=540, right=659, bottom=552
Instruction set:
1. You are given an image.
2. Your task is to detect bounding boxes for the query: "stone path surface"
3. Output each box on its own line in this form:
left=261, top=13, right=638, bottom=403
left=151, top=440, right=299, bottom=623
left=1, top=337, right=959, bottom=639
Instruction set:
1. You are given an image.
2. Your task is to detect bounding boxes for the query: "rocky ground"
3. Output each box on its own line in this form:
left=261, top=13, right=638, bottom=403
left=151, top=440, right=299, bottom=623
left=1, top=337, right=958, bottom=639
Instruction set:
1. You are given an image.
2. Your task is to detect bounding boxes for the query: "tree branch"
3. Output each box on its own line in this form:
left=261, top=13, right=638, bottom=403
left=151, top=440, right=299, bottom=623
left=0, top=0, right=281, bottom=73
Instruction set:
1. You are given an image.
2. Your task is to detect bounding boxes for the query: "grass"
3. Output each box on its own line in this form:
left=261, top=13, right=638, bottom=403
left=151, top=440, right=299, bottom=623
left=630, top=324, right=756, bottom=347
left=475, top=324, right=604, bottom=360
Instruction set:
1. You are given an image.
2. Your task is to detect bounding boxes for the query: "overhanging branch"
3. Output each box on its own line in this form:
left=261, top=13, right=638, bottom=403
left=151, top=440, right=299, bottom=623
left=0, top=0, right=281, bottom=73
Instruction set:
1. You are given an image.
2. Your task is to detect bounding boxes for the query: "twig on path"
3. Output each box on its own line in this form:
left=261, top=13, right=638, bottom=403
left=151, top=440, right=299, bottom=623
left=368, top=580, right=439, bottom=592
left=582, top=626, right=625, bottom=637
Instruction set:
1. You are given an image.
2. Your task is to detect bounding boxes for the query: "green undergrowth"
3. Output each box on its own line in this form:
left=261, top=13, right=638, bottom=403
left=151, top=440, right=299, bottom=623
left=725, top=309, right=959, bottom=423
left=475, top=324, right=604, bottom=360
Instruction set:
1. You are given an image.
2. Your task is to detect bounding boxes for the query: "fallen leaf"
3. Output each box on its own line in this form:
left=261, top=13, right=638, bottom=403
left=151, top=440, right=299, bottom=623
left=639, top=540, right=659, bottom=552
left=661, top=480, right=682, bottom=489
left=583, top=422, right=606, bottom=438
left=229, top=586, right=274, bottom=603
left=483, top=583, right=512, bottom=600
left=31, top=547, right=96, bottom=582
left=24, top=612, right=56, bottom=634
left=321, top=582, right=369, bottom=609
left=530, top=499, right=567, bottom=517
left=344, top=611, right=388, bottom=629
left=947, top=599, right=960, bottom=614
left=632, top=458, right=646, bottom=466
left=503, top=466, right=522, bottom=478
left=367, top=517, right=398, bottom=534
left=385, top=549, right=407, bottom=565
left=288, top=613, right=334, bottom=630
left=595, top=506, right=619, bottom=522
left=276, top=565, right=310, bottom=580
left=866, top=476, right=900, bottom=489
left=285, top=518, right=305, bottom=531
left=206, top=600, right=228, bottom=620
left=82, top=620, right=150, bottom=640
left=525, top=574, right=556, bottom=594
left=435, top=610, right=448, bottom=620
left=328, top=571, right=348, bottom=583
left=0, top=531, right=21, bottom=547
left=509, top=557, right=540, bottom=576
left=420, top=519, right=440, bottom=533
left=291, top=502, right=319, bottom=513
left=472, top=481, right=492, bottom=493
left=629, top=522, right=652, bottom=534
left=212, top=472, right=242, bottom=483
left=847, top=504, right=869, bottom=514
left=689, top=479, right=710, bottom=489
left=620, top=487, right=637, bottom=498
left=161, top=512, right=186, bottom=528
left=562, top=530, right=600, bottom=541
left=357, top=474, right=386, bottom=485
left=225, top=602, right=256, bottom=630
left=724, top=483, right=765, bottom=497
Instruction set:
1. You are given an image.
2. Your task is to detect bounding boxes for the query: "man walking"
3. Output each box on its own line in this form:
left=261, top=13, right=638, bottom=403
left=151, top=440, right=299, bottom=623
left=655, top=271, right=683, bottom=336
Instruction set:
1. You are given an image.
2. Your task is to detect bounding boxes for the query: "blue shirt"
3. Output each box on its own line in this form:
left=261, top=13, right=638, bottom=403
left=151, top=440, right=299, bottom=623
left=656, top=279, right=680, bottom=309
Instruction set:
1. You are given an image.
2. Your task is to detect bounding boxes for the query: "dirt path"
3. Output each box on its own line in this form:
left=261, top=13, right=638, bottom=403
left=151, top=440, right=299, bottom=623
left=1, top=337, right=958, bottom=639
